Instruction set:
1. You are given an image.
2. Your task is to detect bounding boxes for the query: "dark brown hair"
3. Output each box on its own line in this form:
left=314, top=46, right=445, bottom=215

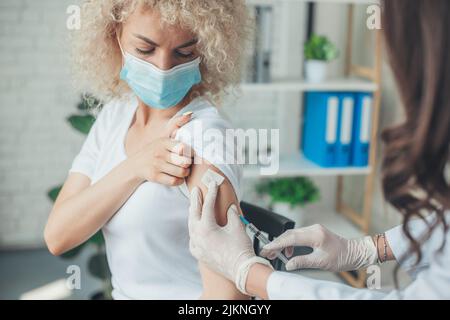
left=381, top=0, right=450, bottom=283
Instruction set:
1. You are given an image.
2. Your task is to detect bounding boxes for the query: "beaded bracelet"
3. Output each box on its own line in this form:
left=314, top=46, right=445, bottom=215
left=375, top=233, right=388, bottom=264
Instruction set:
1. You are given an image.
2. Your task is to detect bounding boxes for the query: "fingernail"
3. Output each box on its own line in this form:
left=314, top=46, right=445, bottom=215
left=268, top=253, right=277, bottom=260
left=183, top=111, right=193, bottom=117
left=173, top=143, right=183, bottom=155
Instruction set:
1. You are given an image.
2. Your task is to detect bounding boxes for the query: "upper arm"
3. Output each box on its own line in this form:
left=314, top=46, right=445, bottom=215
left=68, top=101, right=117, bottom=180
left=186, top=158, right=248, bottom=299
left=186, top=159, right=242, bottom=226
left=59, top=101, right=117, bottom=207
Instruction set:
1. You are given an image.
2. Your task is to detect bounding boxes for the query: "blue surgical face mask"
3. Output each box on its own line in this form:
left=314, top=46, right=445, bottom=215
left=117, top=38, right=202, bottom=109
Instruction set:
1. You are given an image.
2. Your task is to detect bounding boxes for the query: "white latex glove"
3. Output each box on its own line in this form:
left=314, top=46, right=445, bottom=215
left=259, top=224, right=378, bottom=272
left=188, top=182, right=273, bottom=295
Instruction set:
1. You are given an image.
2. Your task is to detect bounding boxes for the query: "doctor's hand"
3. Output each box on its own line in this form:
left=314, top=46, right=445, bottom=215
left=188, top=183, right=273, bottom=295
left=260, top=224, right=378, bottom=272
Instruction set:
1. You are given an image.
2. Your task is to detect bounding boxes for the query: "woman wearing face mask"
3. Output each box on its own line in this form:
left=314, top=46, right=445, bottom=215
left=44, top=0, right=252, bottom=300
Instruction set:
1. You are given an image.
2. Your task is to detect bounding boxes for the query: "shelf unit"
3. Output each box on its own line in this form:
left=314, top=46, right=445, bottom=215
left=240, top=76, right=378, bottom=92
left=242, top=0, right=383, bottom=288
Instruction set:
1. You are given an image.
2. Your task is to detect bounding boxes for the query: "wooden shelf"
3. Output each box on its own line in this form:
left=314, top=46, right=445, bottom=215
left=243, top=152, right=371, bottom=178
left=240, top=77, right=378, bottom=93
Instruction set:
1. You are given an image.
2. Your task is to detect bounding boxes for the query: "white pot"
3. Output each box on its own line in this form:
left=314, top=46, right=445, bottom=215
left=304, top=60, right=328, bottom=83
left=272, top=202, right=306, bottom=228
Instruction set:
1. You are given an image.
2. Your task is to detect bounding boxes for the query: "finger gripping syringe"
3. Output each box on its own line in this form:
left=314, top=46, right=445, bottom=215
left=239, top=215, right=289, bottom=265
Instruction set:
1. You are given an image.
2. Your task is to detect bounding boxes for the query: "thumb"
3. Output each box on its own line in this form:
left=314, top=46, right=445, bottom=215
left=201, top=181, right=219, bottom=225
left=259, top=231, right=298, bottom=257
left=285, top=254, right=317, bottom=271
left=165, top=111, right=193, bottom=138
left=223, top=204, right=241, bottom=231
left=188, top=187, right=202, bottom=226
left=261, top=228, right=317, bottom=256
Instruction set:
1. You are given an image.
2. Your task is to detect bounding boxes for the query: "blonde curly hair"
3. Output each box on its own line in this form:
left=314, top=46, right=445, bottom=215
left=71, top=0, right=253, bottom=104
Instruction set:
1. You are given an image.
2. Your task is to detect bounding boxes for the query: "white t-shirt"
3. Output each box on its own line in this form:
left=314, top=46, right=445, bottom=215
left=68, top=94, right=243, bottom=299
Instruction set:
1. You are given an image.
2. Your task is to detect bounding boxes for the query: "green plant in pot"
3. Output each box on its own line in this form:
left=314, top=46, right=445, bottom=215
left=47, top=94, right=112, bottom=300
left=304, top=34, right=339, bottom=83
left=256, top=177, right=320, bottom=227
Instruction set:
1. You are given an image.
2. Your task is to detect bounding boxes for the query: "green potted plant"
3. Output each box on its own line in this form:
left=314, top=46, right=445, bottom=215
left=47, top=94, right=112, bottom=300
left=304, top=34, right=339, bottom=83
left=256, top=177, right=320, bottom=227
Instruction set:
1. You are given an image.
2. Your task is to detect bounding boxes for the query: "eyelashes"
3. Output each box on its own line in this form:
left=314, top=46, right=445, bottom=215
left=176, top=51, right=194, bottom=58
left=135, top=47, right=194, bottom=59
left=135, top=48, right=154, bottom=55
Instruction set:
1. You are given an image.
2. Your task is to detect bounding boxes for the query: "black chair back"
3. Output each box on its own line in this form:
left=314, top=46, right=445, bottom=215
left=240, top=201, right=295, bottom=270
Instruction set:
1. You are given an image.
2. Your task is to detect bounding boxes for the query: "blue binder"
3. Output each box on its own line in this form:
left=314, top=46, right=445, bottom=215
left=351, top=93, right=373, bottom=167
left=336, top=93, right=355, bottom=167
left=302, top=92, right=339, bottom=167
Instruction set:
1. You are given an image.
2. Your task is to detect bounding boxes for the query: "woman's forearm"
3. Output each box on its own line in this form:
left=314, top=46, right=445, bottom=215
left=45, top=159, right=143, bottom=255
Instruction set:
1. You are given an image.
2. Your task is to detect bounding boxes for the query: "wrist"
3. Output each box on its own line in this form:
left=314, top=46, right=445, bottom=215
left=373, top=233, right=391, bottom=263
left=234, top=255, right=273, bottom=296
left=123, top=158, right=145, bottom=185
left=347, top=236, right=378, bottom=270
left=362, top=235, right=379, bottom=266
left=245, top=263, right=274, bottom=300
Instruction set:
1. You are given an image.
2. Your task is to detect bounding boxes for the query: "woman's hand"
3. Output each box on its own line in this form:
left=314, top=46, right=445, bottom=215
left=260, top=224, right=379, bottom=272
left=128, top=113, right=194, bottom=186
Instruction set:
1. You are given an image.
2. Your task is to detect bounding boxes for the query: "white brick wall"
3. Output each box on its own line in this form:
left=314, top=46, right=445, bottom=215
left=0, top=0, right=82, bottom=249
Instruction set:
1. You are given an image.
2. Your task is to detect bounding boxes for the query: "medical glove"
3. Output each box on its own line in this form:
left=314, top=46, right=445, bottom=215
left=188, top=183, right=273, bottom=295
left=260, top=224, right=378, bottom=272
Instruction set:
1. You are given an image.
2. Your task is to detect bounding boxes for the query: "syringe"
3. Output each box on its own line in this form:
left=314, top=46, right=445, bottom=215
left=239, top=215, right=289, bottom=265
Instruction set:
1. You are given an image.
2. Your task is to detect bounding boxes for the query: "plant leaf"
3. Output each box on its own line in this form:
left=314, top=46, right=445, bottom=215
left=47, top=185, right=62, bottom=202
left=60, top=242, right=86, bottom=259
left=256, top=177, right=320, bottom=206
left=88, top=253, right=111, bottom=280
left=88, top=231, right=105, bottom=246
left=304, top=34, right=338, bottom=62
left=67, top=115, right=96, bottom=135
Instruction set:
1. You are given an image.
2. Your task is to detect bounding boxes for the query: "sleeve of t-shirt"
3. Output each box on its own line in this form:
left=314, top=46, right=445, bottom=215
left=175, top=113, right=243, bottom=201
left=68, top=100, right=116, bottom=180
